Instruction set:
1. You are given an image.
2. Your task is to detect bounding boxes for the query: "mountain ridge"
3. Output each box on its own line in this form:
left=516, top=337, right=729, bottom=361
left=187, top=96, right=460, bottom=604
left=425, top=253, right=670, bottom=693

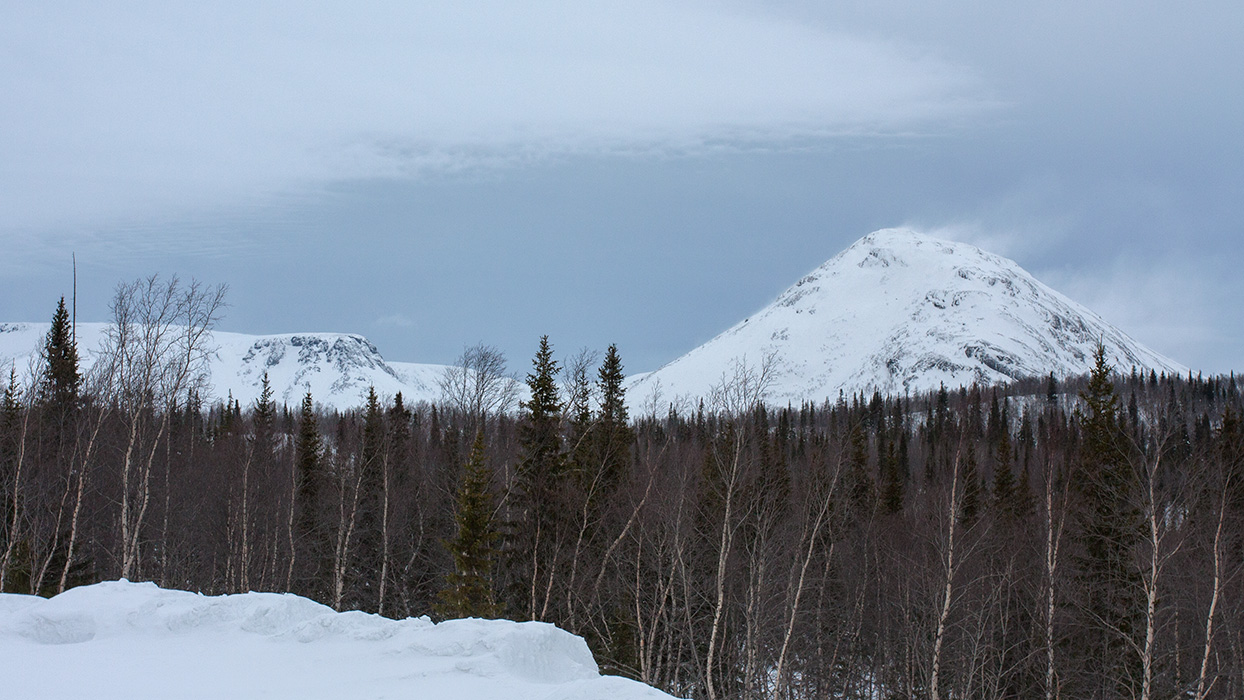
left=0, top=323, right=449, bottom=411
left=2, top=229, right=1187, bottom=410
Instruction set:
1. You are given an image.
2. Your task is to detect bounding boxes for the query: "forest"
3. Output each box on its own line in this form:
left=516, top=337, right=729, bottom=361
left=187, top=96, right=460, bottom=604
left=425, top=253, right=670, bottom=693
left=3, top=278, right=1244, bottom=700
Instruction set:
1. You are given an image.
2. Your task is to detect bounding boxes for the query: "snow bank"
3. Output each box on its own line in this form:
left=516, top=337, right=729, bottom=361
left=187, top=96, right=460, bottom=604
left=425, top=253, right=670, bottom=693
left=0, top=580, right=677, bottom=700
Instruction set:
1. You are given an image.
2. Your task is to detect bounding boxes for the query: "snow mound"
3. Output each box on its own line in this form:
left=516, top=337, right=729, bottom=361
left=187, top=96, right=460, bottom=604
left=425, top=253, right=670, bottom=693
left=0, top=580, right=677, bottom=700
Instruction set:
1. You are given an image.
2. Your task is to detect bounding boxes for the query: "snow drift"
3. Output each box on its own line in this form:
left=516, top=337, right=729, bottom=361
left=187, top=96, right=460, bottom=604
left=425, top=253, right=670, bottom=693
left=0, top=580, right=677, bottom=700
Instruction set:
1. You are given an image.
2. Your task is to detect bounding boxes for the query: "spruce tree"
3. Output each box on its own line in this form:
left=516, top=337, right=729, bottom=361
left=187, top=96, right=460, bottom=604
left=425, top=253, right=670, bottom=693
left=438, top=431, right=500, bottom=619
left=593, top=344, right=632, bottom=484
left=37, top=297, right=81, bottom=415
left=509, top=336, right=564, bottom=618
left=520, top=336, right=563, bottom=479
left=253, top=373, right=275, bottom=451
left=251, top=373, right=276, bottom=492
left=960, top=443, right=981, bottom=528
left=846, top=422, right=875, bottom=518
left=881, top=400, right=904, bottom=515
left=1074, top=343, right=1142, bottom=698
left=992, top=399, right=1018, bottom=519
left=0, top=372, right=21, bottom=588
left=880, top=442, right=903, bottom=515
left=293, top=391, right=325, bottom=598
left=352, top=386, right=386, bottom=612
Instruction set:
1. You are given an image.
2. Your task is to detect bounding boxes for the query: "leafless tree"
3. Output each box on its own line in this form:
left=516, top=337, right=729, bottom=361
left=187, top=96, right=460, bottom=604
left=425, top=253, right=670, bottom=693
left=701, top=353, right=775, bottom=700
left=561, top=347, right=598, bottom=422
left=438, top=343, right=519, bottom=429
left=709, top=351, right=777, bottom=418
left=95, top=274, right=227, bottom=580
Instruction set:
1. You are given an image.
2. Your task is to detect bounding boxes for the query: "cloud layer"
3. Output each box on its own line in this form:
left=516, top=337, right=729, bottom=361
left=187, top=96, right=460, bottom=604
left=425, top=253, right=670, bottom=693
left=0, top=1, right=986, bottom=233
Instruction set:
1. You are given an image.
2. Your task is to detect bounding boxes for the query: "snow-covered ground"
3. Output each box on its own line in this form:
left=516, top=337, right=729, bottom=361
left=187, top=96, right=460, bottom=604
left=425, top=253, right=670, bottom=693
left=0, top=580, right=677, bottom=700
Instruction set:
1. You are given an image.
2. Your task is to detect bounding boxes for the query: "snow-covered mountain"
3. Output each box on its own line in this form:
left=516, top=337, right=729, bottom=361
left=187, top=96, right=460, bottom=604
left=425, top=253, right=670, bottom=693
left=0, top=323, right=449, bottom=411
left=0, top=580, right=678, bottom=700
left=630, top=228, right=1185, bottom=407
left=3, top=229, right=1186, bottom=412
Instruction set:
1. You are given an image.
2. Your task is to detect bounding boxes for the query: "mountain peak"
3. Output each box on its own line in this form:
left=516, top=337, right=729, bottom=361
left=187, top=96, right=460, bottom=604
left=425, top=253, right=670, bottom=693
left=632, top=228, right=1184, bottom=407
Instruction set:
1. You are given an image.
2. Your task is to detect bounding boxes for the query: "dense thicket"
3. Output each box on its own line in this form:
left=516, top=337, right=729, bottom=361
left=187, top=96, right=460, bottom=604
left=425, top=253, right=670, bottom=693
left=3, top=301, right=1243, bottom=700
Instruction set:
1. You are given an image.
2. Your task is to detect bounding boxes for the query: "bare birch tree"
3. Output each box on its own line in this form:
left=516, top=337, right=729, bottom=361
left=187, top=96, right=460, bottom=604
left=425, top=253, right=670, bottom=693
left=96, top=275, right=226, bottom=580
left=438, top=344, right=519, bottom=430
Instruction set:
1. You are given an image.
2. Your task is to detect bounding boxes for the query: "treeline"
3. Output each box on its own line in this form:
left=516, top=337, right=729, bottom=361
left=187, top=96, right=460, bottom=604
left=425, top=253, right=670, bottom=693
left=4, top=284, right=1244, bottom=700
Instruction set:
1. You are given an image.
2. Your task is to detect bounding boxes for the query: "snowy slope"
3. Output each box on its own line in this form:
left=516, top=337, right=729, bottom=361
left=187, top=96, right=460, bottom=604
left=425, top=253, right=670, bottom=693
left=0, top=323, right=450, bottom=411
left=631, top=228, right=1185, bottom=407
left=0, top=580, right=677, bottom=700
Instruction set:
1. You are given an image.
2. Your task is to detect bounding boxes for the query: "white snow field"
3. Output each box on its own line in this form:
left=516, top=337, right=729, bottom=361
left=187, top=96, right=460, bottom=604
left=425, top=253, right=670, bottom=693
left=0, top=580, right=678, bottom=700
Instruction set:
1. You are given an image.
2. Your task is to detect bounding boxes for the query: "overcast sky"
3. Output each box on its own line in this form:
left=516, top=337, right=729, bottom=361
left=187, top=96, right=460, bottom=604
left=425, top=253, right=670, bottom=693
left=2, top=1, right=1241, bottom=374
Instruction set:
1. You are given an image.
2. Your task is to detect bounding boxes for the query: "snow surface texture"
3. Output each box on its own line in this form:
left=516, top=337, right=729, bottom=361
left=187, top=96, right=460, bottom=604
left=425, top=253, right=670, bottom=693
left=0, top=323, right=452, bottom=411
left=630, top=229, right=1186, bottom=408
left=0, top=580, right=677, bottom=700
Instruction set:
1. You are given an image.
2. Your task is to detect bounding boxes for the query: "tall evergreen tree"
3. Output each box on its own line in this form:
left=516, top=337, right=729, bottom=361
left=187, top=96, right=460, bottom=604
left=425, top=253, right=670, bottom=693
left=293, top=391, right=325, bottom=598
left=252, top=373, right=275, bottom=457
left=960, top=443, right=981, bottom=528
left=1074, top=343, right=1143, bottom=698
left=37, top=298, right=81, bottom=415
left=846, top=422, right=875, bottom=518
left=350, top=386, right=387, bottom=612
left=0, top=372, right=22, bottom=590
left=438, top=431, right=500, bottom=620
left=520, top=336, right=563, bottom=481
left=992, top=397, right=1019, bottom=518
left=593, top=344, right=632, bottom=484
left=880, top=442, right=903, bottom=515
left=508, top=336, right=564, bottom=618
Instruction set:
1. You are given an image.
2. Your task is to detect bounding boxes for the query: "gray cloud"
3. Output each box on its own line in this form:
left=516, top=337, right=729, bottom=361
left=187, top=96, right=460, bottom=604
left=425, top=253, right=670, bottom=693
left=0, top=1, right=988, bottom=236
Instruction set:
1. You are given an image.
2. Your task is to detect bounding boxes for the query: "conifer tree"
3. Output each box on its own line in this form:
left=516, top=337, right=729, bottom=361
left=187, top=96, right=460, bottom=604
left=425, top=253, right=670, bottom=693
left=387, top=393, right=412, bottom=485
left=253, top=373, right=275, bottom=455
left=880, top=442, right=903, bottom=515
left=593, top=344, right=632, bottom=484
left=438, top=431, right=500, bottom=619
left=520, top=336, right=563, bottom=482
left=960, top=443, right=981, bottom=528
left=881, top=401, right=906, bottom=515
left=992, top=398, right=1018, bottom=519
left=597, top=344, right=627, bottom=425
left=0, top=372, right=22, bottom=589
left=352, top=386, right=386, bottom=612
left=846, top=422, right=875, bottom=518
left=361, top=387, right=384, bottom=468
left=509, top=336, right=564, bottom=618
left=37, top=298, right=81, bottom=415
left=1074, top=343, right=1142, bottom=698
left=293, top=391, right=325, bottom=597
